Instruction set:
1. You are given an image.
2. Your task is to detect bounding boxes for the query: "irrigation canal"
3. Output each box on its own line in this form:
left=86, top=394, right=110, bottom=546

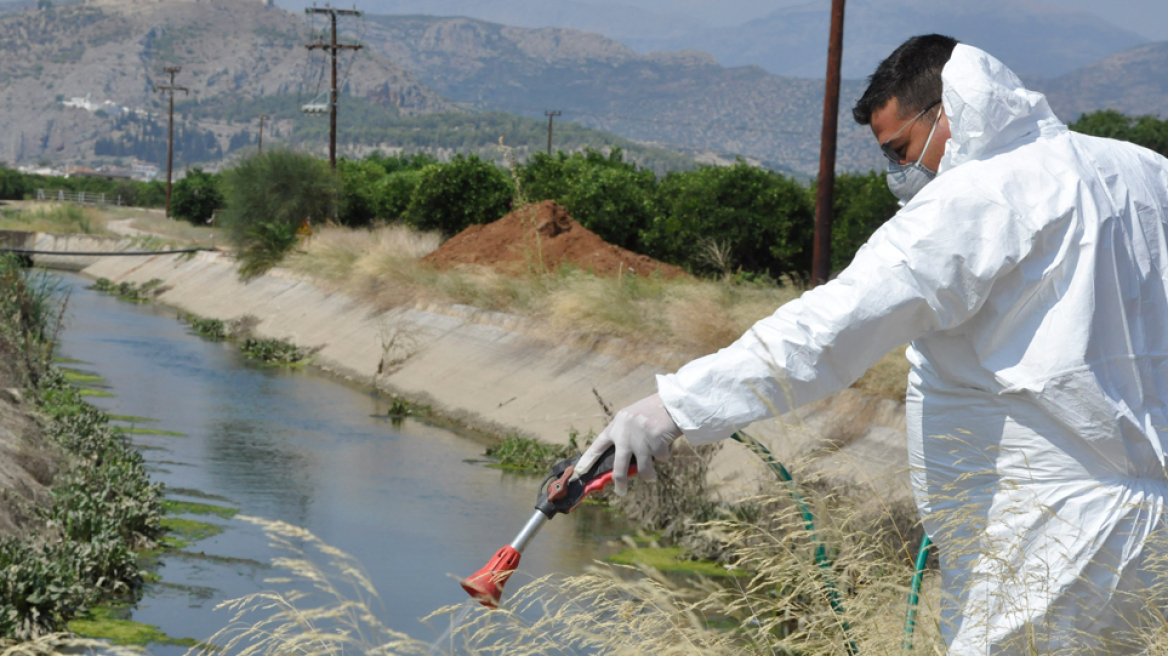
left=55, top=272, right=624, bottom=652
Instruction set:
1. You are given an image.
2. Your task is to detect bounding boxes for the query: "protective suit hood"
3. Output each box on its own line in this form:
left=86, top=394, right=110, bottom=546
left=938, top=44, right=1066, bottom=173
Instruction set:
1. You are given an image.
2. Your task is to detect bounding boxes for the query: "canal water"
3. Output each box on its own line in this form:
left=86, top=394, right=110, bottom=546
left=55, top=273, right=624, bottom=652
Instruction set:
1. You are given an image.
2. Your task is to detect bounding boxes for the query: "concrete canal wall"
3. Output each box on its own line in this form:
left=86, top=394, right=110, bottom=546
left=77, top=249, right=912, bottom=503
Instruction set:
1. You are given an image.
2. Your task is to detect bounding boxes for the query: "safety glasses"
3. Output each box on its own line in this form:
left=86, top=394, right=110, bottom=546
left=881, top=99, right=942, bottom=163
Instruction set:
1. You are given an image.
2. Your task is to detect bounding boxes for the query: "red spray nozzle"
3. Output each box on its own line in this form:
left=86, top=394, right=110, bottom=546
left=461, top=446, right=634, bottom=609
left=460, top=545, right=521, bottom=608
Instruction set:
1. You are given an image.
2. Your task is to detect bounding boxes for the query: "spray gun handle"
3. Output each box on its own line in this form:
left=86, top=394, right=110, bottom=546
left=534, top=445, right=637, bottom=518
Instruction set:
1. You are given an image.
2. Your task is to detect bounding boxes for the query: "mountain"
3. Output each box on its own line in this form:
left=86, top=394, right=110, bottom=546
left=278, top=0, right=707, bottom=43
left=357, top=14, right=883, bottom=175
left=625, top=0, right=1149, bottom=80
left=296, top=0, right=1147, bottom=81
left=1034, top=41, right=1168, bottom=120
left=0, top=0, right=446, bottom=165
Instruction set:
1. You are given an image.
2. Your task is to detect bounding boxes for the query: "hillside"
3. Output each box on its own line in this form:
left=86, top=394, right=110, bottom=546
left=0, top=0, right=446, bottom=166
left=1034, top=41, right=1168, bottom=120
left=315, top=0, right=1147, bottom=81
left=358, top=14, right=883, bottom=175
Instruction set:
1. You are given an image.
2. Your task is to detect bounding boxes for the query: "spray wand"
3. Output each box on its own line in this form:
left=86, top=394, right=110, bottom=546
left=460, top=445, right=635, bottom=608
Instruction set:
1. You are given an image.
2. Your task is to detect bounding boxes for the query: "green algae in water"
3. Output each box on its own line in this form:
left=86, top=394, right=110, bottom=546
left=166, top=487, right=232, bottom=503
left=164, top=499, right=239, bottom=519
left=116, top=426, right=187, bottom=436
left=67, top=605, right=198, bottom=647
left=161, top=517, right=224, bottom=548
left=62, top=369, right=106, bottom=385
left=607, top=546, right=742, bottom=577
left=79, top=388, right=115, bottom=398
left=109, top=414, right=159, bottom=423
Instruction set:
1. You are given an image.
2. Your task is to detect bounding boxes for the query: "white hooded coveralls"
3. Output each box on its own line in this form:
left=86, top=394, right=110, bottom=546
left=658, top=44, right=1168, bottom=653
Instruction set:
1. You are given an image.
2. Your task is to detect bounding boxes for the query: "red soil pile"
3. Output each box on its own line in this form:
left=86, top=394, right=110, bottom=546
left=422, top=200, right=687, bottom=278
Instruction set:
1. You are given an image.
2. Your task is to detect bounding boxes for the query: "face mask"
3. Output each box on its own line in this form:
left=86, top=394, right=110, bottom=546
left=886, top=108, right=941, bottom=203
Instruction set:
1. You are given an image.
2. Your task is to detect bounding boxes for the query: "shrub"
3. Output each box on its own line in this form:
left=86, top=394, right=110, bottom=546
left=375, top=169, right=423, bottom=221
left=170, top=167, right=224, bottom=225
left=403, top=154, right=513, bottom=236
left=219, top=150, right=337, bottom=278
left=0, top=166, right=29, bottom=200
left=1070, top=109, right=1168, bottom=157
left=521, top=149, right=657, bottom=251
left=644, top=161, right=814, bottom=277
left=336, top=158, right=385, bottom=227
left=827, top=171, right=900, bottom=271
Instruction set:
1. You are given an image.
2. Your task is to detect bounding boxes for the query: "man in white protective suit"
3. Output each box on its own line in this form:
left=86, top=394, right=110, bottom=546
left=574, top=35, right=1168, bottom=653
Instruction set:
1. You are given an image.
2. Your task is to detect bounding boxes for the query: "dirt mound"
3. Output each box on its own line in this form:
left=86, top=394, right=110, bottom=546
left=422, top=201, right=686, bottom=278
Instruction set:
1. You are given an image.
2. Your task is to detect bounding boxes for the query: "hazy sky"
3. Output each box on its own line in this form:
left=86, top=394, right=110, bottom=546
left=604, top=0, right=1168, bottom=41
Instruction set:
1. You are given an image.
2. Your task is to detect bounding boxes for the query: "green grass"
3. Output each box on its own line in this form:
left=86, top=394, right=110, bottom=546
left=485, top=434, right=572, bottom=472
left=606, top=546, right=742, bottom=577
left=163, top=499, right=238, bottom=519
left=67, top=605, right=197, bottom=647
left=239, top=337, right=310, bottom=365
left=114, top=426, right=186, bottom=436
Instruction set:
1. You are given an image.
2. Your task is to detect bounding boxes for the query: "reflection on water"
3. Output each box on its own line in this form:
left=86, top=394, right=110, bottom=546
left=55, top=273, right=625, bottom=653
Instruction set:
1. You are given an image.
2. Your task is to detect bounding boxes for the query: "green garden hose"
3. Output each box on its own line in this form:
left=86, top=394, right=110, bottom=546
left=903, top=535, right=933, bottom=650
left=731, top=431, right=858, bottom=656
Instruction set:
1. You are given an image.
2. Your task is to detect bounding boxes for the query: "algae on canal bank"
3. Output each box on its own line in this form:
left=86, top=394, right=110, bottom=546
left=67, top=605, right=198, bottom=648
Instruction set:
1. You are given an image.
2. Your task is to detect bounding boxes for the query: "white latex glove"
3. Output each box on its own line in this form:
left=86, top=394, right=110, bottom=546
left=573, top=393, right=682, bottom=496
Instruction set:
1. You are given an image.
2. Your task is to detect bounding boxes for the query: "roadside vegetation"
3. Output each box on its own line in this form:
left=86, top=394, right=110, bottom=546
left=0, top=255, right=164, bottom=639
left=0, top=204, right=108, bottom=235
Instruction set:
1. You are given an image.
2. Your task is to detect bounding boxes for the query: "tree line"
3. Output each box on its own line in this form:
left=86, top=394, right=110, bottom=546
left=0, top=109, right=1162, bottom=279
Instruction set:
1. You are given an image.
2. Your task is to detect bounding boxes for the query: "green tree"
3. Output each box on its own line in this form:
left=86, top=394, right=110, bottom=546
left=0, top=167, right=29, bottom=201
left=521, top=149, right=657, bottom=250
left=826, top=171, right=900, bottom=271
left=403, top=154, right=513, bottom=236
left=644, top=161, right=814, bottom=277
left=1070, top=110, right=1168, bottom=157
left=376, top=169, right=423, bottom=221
left=336, top=158, right=384, bottom=227
left=170, top=168, right=224, bottom=225
left=219, top=150, right=337, bottom=278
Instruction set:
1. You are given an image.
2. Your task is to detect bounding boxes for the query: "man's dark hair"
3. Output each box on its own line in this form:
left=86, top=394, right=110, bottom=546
left=853, top=34, right=959, bottom=125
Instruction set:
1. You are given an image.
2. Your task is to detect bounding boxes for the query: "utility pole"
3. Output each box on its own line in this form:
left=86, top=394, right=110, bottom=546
left=812, top=0, right=846, bottom=287
left=257, top=114, right=269, bottom=155
left=305, top=6, right=363, bottom=170
left=544, top=110, right=561, bottom=156
left=157, top=65, right=188, bottom=219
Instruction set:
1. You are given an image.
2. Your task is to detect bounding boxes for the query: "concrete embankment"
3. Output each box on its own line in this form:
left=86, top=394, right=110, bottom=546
left=78, top=249, right=912, bottom=503
left=2, top=231, right=135, bottom=270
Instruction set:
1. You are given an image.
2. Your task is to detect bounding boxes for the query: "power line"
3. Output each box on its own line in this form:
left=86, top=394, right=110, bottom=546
left=470, top=101, right=815, bottom=137
left=305, top=5, right=364, bottom=170
left=156, top=66, right=189, bottom=219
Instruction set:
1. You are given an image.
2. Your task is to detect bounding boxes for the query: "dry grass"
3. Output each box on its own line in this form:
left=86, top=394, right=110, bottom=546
left=106, top=207, right=219, bottom=249
left=0, top=203, right=111, bottom=235
left=287, top=223, right=802, bottom=361
left=188, top=498, right=941, bottom=656
left=851, top=347, right=911, bottom=401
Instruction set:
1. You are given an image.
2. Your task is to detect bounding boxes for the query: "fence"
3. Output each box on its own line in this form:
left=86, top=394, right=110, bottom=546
left=35, top=189, right=123, bottom=206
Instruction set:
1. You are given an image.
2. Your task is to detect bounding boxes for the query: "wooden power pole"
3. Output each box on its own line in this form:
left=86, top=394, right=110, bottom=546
left=545, top=110, right=561, bottom=156
left=305, top=6, right=363, bottom=170
left=812, top=0, right=846, bottom=286
left=258, top=114, right=269, bottom=155
left=157, top=66, right=188, bottom=219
